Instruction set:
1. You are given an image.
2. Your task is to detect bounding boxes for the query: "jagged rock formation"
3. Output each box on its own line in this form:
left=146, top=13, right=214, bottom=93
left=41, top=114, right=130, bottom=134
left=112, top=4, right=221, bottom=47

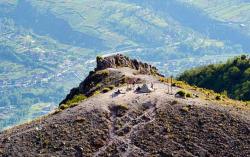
left=60, top=54, right=162, bottom=105
left=0, top=55, right=250, bottom=157
left=95, top=54, right=162, bottom=76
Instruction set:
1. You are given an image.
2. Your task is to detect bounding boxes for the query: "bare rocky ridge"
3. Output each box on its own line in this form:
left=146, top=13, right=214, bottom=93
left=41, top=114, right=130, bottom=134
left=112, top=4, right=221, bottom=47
left=0, top=55, right=250, bottom=157
left=95, top=54, right=162, bottom=76
left=60, top=54, right=162, bottom=105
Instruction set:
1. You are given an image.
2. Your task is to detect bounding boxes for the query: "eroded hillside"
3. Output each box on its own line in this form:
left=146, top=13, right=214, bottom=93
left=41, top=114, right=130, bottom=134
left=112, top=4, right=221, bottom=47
left=0, top=55, right=249, bottom=157
left=1, top=0, right=249, bottom=131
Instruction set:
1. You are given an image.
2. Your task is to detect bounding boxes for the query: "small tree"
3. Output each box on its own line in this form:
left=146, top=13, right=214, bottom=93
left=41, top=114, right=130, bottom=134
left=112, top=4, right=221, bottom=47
left=176, top=90, right=186, bottom=98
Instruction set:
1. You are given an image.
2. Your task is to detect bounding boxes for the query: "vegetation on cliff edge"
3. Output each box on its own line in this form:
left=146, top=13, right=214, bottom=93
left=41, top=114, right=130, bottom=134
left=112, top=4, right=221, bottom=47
left=178, top=55, right=250, bottom=101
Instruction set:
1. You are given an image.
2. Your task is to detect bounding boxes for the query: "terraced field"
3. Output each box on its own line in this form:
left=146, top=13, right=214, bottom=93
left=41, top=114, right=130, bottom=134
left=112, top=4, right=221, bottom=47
left=180, top=0, right=250, bottom=35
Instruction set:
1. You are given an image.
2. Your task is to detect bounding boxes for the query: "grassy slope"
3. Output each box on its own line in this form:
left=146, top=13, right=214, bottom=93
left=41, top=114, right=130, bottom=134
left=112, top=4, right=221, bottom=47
left=180, top=0, right=250, bottom=35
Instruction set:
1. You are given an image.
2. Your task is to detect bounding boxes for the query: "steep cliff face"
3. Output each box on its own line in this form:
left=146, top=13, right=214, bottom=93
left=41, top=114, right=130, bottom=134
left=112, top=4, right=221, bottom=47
left=0, top=55, right=249, bottom=157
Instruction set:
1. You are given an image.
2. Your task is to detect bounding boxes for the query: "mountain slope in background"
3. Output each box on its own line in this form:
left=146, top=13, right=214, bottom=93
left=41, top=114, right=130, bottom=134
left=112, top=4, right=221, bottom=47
left=180, top=0, right=250, bottom=37
left=0, top=0, right=249, bottom=130
left=0, top=55, right=249, bottom=156
left=178, top=55, right=250, bottom=101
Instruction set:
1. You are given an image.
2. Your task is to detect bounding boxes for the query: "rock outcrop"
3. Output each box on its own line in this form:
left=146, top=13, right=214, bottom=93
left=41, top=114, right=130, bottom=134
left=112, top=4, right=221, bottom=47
left=0, top=55, right=250, bottom=157
left=96, top=54, right=162, bottom=76
left=60, top=54, right=162, bottom=105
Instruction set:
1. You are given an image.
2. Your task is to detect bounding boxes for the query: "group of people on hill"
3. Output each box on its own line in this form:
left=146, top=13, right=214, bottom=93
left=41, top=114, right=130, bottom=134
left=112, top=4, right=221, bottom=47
left=113, top=76, right=175, bottom=97
left=112, top=82, right=154, bottom=97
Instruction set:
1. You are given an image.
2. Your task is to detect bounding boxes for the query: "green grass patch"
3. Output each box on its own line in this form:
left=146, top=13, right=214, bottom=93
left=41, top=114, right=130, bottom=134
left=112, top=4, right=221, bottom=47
left=102, top=87, right=111, bottom=93
left=176, top=90, right=186, bottom=98
left=95, top=70, right=110, bottom=76
left=176, top=90, right=192, bottom=98
left=60, top=94, right=87, bottom=110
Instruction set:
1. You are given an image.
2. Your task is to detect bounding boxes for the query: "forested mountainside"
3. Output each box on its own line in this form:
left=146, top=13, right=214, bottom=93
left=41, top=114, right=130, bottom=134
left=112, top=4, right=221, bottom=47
left=0, top=0, right=250, bottom=130
left=178, top=55, right=250, bottom=101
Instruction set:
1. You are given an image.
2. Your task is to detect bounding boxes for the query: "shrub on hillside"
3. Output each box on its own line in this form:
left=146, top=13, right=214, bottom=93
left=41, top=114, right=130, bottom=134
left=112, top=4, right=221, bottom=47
left=176, top=90, right=193, bottom=99
left=186, top=93, right=192, bottom=98
left=60, top=94, right=87, bottom=110
left=176, top=90, right=186, bottom=98
left=215, top=95, right=221, bottom=101
left=102, top=88, right=111, bottom=93
left=108, top=85, right=115, bottom=90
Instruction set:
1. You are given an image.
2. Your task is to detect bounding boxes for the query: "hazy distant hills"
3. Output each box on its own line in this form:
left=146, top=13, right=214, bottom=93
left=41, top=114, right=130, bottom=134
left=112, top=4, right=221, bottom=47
left=180, top=0, right=250, bottom=37
left=0, top=0, right=249, bottom=130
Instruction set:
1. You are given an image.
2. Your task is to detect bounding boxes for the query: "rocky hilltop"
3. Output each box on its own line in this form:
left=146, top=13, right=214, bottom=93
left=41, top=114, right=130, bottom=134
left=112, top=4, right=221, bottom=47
left=95, top=54, right=162, bottom=76
left=60, top=54, right=162, bottom=105
left=0, top=55, right=250, bottom=157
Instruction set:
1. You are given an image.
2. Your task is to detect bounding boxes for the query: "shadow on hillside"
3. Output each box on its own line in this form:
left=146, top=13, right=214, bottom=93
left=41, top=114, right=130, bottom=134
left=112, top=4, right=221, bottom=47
left=11, top=0, right=107, bottom=50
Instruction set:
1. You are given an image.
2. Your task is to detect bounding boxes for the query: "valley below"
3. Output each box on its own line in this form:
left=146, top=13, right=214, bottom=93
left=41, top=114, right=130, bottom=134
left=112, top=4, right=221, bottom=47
left=0, top=0, right=250, bottom=131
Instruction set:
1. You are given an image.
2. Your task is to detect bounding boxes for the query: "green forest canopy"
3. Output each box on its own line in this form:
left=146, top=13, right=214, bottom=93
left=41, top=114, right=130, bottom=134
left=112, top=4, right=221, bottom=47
left=178, top=55, right=250, bottom=101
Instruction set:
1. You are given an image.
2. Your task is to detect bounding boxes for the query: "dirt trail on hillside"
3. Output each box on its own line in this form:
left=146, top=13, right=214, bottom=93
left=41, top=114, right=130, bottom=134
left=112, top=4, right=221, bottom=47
left=0, top=67, right=249, bottom=156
